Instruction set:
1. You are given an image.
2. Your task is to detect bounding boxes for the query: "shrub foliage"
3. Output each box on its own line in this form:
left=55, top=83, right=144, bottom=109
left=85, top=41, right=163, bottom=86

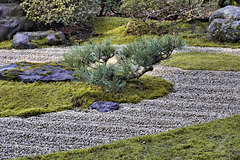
left=63, top=35, right=184, bottom=92
left=121, top=0, right=216, bottom=22
left=21, top=0, right=98, bottom=26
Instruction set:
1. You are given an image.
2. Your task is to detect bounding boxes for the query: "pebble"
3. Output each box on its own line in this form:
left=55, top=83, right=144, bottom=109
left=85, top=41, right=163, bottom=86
left=0, top=46, right=239, bottom=159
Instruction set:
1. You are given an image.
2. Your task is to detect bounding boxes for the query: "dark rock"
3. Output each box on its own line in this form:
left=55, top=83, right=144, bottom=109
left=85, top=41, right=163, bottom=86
left=0, top=3, right=33, bottom=42
left=0, top=61, right=74, bottom=82
left=12, top=31, right=67, bottom=49
left=89, top=101, right=119, bottom=112
left=0, top=3, right=23, bottom=17
left=207, top=6, right=240, bottom=42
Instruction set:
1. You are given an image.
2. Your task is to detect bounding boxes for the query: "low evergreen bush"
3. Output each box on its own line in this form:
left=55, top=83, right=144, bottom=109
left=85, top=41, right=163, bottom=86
left=63, top=35, right=184, bottom=92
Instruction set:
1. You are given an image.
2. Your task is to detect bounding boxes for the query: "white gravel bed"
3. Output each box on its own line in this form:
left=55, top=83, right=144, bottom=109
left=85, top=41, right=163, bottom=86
left=174, top=46, right=240, bottom=56
left=0, top=46, right=240, bottom=67
left=0, top=46, right=240, bottom=159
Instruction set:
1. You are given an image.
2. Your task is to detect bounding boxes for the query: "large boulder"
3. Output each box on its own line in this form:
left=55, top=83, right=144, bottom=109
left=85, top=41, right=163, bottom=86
left=207, top=6, right=240, bottom=42
left=0, top=61, right=74, bottom=82
left=11, top=31, right=68, bottom=49
left=0, top=3, right=33, bottom=42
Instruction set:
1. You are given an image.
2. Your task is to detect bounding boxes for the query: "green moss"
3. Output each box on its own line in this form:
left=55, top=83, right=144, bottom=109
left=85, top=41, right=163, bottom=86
left=92, top=17, right=132, bottom=35
left=40, top=73, right=47, bottom=76
left=84, top=17, right=143, bottom=44
left=9, top=68, right=24, bottom=72
left=46, top=71, right=52, bottom=74
left=40, top=71, right=52, bottom=76
left=30, top=37, right=48, bottom=48
left=17, top=61, right=47, bottom=69
left=0, top=75, right=172, bottom=117
left=48, top=62, right=58, bottom=66
left=15, top=115, right=240, bottom=160
left=0, top=39, right=13, bottom=49
left=161, top=52, right=240, bottom=71
left=88, top=17, right=240, bottom=48
left=16, top=61, right=67, bottom=71
left=3, top=68, right=24, bottom=80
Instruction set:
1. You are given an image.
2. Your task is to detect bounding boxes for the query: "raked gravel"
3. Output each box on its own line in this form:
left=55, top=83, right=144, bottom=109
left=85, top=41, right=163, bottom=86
left=1, top=46, right=240, bottom=67
left=0, top=46, right=239, bottom=159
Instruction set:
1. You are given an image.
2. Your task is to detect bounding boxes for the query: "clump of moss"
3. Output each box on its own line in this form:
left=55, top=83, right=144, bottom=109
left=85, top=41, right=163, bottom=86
left=17, top=61, right=47, bottom=70
left=0, top=39, right=12, bottom=49
left=15, top=115, right=240, bottom=160
left=40, top=71, right=52, bottom=76
left=17, top=61, right=70, bottom=71
left=30, top=37, right=48, bottom=48
left=161, top=52, right=240, bottom=71
left=48, top=62, right=58, bottom=66
left=0, top=75, right=173, bottom=117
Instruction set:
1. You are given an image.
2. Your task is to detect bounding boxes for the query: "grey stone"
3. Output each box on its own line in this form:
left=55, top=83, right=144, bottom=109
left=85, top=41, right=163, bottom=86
left=209, top=5, right=240, bottom=22
left=0, top=3, right=33, bottom=42
left=89, top=101, right=119, bottom=112
left=0, top=61, right=74, bottom=82
left=207, top=6, right=240, bottom=42
left=12, top=31, right=67, bottom=49
left=11, top=32, right=36, bottom=49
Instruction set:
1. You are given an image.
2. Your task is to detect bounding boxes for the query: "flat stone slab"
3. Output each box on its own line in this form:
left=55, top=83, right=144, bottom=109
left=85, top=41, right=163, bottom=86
left=0, top=61, right=74, bottom=82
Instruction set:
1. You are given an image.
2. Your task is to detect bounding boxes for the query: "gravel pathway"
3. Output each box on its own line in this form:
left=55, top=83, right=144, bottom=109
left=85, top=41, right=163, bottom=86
left=0, top=46, right=240, bottom=159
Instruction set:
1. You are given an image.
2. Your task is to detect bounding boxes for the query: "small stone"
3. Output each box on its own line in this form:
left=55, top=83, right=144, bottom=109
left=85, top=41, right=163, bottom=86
left=89, top=101, right=119, bottom=112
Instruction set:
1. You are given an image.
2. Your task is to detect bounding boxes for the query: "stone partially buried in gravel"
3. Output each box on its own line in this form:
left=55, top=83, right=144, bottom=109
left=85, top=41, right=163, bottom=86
left=0, top=61, right=74, bottom=82
left=89, top=101, right=120, bottom=112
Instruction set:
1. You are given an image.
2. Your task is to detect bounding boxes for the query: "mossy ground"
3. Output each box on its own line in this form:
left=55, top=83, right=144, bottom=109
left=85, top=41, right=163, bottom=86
left=15, top=115, right=240, bottom=160
left=83, top=17, right=240, bottom=48
left=84, top=17, right=139, bottom=44
left=1, top=17, right=240, bottom=47
left=0, top=75, right=173, bottom=117
left=161, top=52, right=240, bottom=71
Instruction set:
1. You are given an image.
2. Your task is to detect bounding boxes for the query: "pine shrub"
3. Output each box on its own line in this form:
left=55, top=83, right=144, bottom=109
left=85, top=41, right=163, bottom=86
left=62, top=35, right=184, bottom=92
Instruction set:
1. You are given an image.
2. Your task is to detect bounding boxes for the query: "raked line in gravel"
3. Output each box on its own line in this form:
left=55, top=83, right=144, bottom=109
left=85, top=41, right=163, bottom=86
left=0, top=46, right=240, bottom=67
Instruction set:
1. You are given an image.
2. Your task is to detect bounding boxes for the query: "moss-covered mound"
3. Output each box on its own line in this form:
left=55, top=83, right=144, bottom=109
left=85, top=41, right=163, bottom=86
left=15, top=115, right=240, bottom=160
left=161, top=52, right=240, bottom=71
left=0, top=75, right=173, bottom=117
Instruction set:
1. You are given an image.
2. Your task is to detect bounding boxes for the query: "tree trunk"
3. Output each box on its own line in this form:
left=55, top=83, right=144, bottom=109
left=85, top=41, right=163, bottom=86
left=99, top=2, right=106, bottom=16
